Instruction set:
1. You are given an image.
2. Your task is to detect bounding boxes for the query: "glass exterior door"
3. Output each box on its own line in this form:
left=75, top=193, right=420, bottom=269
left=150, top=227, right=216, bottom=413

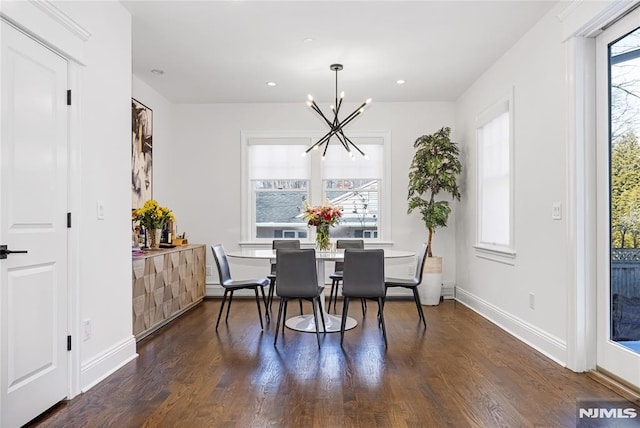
left=596, top=7, right=640, bottom=387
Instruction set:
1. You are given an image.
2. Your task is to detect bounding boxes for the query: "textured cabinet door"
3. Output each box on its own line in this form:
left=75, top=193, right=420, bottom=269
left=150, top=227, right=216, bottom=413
left=132, top=245, right=205, bottom=340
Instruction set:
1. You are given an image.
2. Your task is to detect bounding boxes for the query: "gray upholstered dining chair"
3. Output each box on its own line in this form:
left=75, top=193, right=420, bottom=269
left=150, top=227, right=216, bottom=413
left=211, top=244, right=269, bottom=330
left=328, top=239, right=364, bottom=313
left=266, top=239, right=301, bottom=314
left=384, top=242, right=428, bottom=328
left=340, top=249, right=387, bottom=347
left=273, top=248, right=326, bottom=348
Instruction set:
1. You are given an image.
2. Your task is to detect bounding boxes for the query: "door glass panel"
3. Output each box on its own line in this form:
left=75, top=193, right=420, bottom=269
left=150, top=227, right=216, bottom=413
left=609, top=27, right=640, bottom=353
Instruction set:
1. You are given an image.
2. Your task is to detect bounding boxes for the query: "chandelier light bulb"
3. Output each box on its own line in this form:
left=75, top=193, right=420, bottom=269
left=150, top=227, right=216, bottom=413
left=340, top=91, right=345, bottom=99
left=307, top=94, right=313, bottom=101
left=366, top=98, right=372, bottom=104
left=306, top=100, right=313, bottom=107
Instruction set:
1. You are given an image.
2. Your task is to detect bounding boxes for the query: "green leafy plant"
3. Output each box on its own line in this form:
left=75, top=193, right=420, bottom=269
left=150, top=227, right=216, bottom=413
left=407, top=126, right=462, bottom=257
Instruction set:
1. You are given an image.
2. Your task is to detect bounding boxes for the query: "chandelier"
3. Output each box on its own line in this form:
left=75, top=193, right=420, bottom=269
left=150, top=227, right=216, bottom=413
left=304, top=64, right=371, bottom=159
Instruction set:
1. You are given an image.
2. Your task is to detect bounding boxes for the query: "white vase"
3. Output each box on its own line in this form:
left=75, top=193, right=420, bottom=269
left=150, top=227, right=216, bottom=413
left=420, top=256, right=442, bottom=305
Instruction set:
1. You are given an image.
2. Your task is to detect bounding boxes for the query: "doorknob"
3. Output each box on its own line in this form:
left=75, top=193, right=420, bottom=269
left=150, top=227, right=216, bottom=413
left=0, top=245, right=28, bottom=259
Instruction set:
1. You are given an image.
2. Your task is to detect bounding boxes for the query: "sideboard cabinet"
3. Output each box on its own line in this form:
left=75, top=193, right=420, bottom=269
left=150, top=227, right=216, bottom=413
left=132, top=244, right=206, bottom=341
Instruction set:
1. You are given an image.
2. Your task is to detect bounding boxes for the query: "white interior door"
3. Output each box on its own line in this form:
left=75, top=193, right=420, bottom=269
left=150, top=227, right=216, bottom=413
left=595, top=8, right=640, bottom=388
left=0, top=20, right=69, bottom=427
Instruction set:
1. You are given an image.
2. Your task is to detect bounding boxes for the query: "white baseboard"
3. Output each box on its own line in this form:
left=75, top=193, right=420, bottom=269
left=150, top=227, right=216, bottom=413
left=80, top=335, right=138, bottom=393
left=455, top=287, right=567, bottom=366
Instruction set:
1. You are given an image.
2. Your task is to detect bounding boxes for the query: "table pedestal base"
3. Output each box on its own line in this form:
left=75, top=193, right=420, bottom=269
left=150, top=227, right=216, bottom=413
left=285, top=313, right=357, bottom=333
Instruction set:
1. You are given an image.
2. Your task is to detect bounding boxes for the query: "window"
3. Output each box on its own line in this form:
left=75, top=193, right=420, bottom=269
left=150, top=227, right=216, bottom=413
left=242, top=132, right=389, bottom=243
left=475, top=91, right=515, bottom=262
left=322, top=144, right=383, bottom=239
left=247, top=143, right=310, bottom=239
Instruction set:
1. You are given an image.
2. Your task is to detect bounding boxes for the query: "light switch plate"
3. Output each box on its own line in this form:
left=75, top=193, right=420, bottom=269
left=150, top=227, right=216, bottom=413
left=551, top=202, right=562, bottom=220
left=96, top=201, right=105, bottom=220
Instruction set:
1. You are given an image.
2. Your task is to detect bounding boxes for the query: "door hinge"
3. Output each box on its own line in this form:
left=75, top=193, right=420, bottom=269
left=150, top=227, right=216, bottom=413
left=67, top=89, right=71, bottom=106
left=67, top=212, right=71, bottom=228
left=67, top=335, right=72, bottom=351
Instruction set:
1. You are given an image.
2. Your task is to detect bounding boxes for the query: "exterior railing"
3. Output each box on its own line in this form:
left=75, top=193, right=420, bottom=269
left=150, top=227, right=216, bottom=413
left=612, top=249, right=640, bottom=298
left=611, top=248, right=640, bottom=341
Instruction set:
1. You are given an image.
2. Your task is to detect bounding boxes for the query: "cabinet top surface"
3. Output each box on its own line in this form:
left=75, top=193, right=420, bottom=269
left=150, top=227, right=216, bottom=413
left=132, top=244, right=205, bottom=260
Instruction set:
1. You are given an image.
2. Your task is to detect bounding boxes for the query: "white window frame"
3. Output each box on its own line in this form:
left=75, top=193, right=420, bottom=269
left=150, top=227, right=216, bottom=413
left=474, top=89, right=516, bottom=264
left=241, top=130, right=391, bottom=245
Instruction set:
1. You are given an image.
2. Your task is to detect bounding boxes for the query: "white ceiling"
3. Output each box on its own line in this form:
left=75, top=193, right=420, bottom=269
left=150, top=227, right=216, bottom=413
left=122, top=1, right=556, bottom=104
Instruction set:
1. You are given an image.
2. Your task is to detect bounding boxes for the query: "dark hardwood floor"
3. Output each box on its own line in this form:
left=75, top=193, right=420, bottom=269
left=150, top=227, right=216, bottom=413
left=29, top=298, right=634, bottom=427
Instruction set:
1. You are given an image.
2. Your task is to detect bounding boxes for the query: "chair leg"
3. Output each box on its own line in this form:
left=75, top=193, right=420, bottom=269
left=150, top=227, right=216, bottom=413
left=282, top=300, right=288, bottom=334
left=333, top=280, right=341, bottom=313
left=316, top=296, right=327, bottom=332
left=216, top=289, right=229, bottom=330
left=225, top=290, right=234, bottom=323
left=267, top=278, right=276, bottom=313
left=361, top=298, right=367, bottom=316
left=260, top=286, right=269, bottom=322
left=254, top=287, right=264, bottom=330
left=311, top=298, right=321, bottom=348
left=274, top=299, right=285, bottom=346
left=299, top=299, right=303, bottom=315
left=377, top=298, right=384, bottom=328
left=328, top=279, right=338, bottom=314
left=340, top=297, right=350, bottom=346
left=412, top=288, right=427, bottom=328
left=377, top=297, right=388, bottom=348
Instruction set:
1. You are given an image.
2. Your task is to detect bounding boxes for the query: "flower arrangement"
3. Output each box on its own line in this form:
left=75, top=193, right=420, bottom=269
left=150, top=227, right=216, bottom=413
left=132, top=200, right=175, bottom=249
left=132, top=199, right=174, bottom=230
left=303, top=201, right=342, bottom=251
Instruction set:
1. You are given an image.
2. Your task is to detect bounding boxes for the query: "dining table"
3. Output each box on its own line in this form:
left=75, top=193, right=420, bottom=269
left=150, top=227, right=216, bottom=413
left=227, top=248, right=414, bottom=333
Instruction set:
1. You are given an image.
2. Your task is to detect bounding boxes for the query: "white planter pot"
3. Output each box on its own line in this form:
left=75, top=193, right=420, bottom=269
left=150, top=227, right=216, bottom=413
left=420, top=256, right=442, bottom=306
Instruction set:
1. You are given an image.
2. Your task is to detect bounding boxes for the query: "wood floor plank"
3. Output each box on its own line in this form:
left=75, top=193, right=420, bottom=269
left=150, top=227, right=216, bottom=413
left=27, top=299, right=635, bottom=427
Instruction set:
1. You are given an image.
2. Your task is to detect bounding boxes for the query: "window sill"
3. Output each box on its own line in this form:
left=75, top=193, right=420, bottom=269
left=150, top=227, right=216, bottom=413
left=239, top=240, right=396, bottom=249
left=473, top=245, right=516, bottom=265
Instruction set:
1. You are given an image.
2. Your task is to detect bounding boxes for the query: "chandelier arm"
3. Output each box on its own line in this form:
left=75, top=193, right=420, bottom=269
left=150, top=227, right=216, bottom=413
left=335, top=108, right=364, bottom=130
left=341, top=132, right=366, bottom=156
left=306, top=127, right=340, bottom=153
left=310, top=100, right=331, bottom=122
left=335, top=132, right=352, bottom=153
left=335, top=100, right=369, bottom=129
left=309, top=102, right=336, bottom=129
left=321, top=139, right=331, bottom=158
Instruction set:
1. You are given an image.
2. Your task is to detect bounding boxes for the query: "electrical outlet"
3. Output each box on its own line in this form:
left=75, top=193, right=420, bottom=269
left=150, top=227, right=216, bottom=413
left=206, top=266, right=213, bottom=276
left=83, top=319, right=92, bottom=341
left=529, top=293, right=535, bottom=310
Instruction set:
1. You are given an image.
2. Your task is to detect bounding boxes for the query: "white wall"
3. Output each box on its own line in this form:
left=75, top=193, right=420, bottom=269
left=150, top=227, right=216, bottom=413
left=159, top=102, right=457, bottom=291
left=54, top=1, right=136, bottom=391
left=454, top=4, right=569, bottom=363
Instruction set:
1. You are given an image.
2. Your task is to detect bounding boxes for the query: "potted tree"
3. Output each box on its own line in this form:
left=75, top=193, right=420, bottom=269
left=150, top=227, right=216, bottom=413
left=407, top=126, right=462, bottom=305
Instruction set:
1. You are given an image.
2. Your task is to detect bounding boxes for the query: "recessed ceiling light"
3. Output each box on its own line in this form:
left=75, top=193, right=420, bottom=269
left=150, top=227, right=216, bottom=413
left=396, top=79, right=406, bottom=85
left=150, top=69, right=165, bottom=75
left=303, top=37, right=314, bottom=43
left=266, top=81, right=276, bottom=87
